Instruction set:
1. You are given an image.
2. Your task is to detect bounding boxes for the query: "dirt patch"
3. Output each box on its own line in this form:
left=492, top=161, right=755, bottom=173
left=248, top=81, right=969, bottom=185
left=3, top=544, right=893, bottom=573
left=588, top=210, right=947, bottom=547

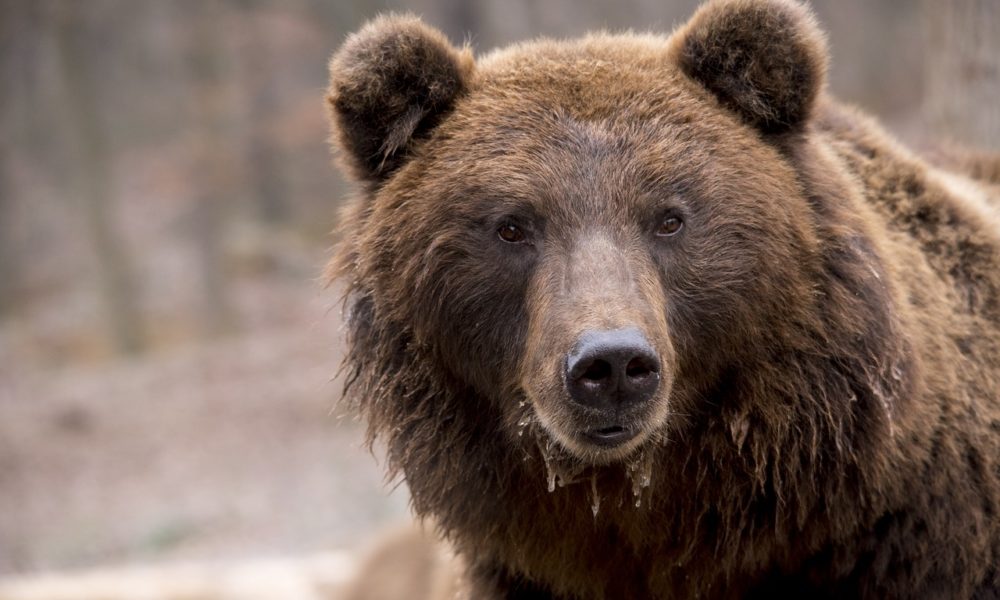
left=0, top=289, right=409, bottom=575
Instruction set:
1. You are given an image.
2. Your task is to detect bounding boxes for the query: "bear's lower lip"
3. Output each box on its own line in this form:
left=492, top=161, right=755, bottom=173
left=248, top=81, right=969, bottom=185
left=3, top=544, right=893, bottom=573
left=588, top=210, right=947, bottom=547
left=581, top=425, right=637, bottom=447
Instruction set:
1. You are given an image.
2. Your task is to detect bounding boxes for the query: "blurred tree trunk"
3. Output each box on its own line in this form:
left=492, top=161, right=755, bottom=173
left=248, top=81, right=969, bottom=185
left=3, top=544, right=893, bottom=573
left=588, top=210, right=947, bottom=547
left=923, top=0, right=1000, bottom=150
left=237, top=0, right=290, bottom=224
left=0, top=144, right=15, bottom=317
left=189, top=0, right=239, bottom=337
left=54, top=4, right=145, bottom=355
left=0, top=1, right=38, bottom=317
left=246, top=74, right=287, bottom=224
left=0, top=67, right=15, bottom=316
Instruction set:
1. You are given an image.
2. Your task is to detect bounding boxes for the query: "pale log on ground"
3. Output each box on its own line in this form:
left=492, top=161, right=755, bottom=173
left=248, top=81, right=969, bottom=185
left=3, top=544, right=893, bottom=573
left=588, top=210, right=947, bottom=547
left=0, top=553, right=356, bottom=600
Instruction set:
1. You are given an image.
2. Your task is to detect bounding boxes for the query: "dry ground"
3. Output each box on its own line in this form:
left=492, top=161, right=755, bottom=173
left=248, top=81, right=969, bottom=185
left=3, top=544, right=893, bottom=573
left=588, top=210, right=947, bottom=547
left=0, top=276, right=411, bottom=585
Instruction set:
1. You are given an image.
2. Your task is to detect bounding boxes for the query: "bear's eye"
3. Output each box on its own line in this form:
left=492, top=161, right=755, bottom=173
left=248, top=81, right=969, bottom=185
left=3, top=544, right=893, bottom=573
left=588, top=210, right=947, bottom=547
left=656, top=215, right=684, bottom=237
left=497, top=222, right=526, bottom=244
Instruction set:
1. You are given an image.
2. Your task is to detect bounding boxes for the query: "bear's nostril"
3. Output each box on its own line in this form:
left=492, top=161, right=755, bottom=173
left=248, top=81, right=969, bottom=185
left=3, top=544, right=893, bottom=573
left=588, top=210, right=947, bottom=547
left=625, top=357, right=656, bottom=379
left=582, top=359, right=613, bottom=382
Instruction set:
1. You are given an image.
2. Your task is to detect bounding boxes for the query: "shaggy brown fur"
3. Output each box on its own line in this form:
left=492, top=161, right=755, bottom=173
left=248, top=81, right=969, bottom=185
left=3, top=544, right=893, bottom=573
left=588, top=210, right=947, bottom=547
left=325, top=0, right=1000, bottom=597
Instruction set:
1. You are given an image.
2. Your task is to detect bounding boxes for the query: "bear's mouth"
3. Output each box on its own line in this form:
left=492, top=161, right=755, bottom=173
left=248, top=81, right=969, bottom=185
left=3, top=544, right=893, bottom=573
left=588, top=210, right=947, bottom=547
left=580, top=425, right=637, bottom=447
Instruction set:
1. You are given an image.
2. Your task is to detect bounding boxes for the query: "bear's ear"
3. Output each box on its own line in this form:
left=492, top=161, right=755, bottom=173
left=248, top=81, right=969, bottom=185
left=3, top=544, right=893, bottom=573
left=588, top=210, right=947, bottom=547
left=327, top=15, right=474, bottom=182
left=670, top=0, right=827, bottom=133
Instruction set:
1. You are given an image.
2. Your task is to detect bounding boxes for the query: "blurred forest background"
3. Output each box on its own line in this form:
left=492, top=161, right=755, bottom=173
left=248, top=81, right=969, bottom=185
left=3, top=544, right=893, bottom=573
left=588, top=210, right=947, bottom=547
left=0, top=0, right=996, bottom=593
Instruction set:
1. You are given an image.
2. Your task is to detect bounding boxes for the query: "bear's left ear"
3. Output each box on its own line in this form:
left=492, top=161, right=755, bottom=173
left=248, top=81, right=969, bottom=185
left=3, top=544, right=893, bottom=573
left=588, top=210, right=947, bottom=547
left=327, top=15, right=474, bottom=183
left=669, top=0, right=828, bottom=134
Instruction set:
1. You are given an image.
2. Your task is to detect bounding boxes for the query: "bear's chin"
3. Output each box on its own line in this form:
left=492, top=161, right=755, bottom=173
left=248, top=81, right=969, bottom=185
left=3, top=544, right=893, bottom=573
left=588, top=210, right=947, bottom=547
left=554, top=428, right=651, bottom=465
left=529, top=407, right=663, bottom=467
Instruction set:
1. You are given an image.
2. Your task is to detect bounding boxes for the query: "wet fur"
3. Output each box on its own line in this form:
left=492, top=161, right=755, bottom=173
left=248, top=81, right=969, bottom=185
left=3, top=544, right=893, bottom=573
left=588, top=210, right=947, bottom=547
left=326, top=1, right=1000, bottom=598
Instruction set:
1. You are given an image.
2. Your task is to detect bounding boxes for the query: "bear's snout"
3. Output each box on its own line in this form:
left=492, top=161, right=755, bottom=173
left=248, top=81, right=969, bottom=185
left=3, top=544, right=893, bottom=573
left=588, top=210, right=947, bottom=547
left=517, top=230, right=675, bottom=459
left=565, top=327, right=660, bottom=415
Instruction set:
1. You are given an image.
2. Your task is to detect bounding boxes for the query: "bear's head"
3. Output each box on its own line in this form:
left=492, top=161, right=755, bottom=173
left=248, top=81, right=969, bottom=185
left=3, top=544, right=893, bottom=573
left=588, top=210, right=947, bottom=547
left=327, top=0, right=905, bottom=491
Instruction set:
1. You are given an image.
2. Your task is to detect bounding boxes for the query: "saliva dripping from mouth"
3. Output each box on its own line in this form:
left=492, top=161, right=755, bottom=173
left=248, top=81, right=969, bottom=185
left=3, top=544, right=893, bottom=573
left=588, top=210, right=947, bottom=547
left=526, top=424, right=656, bottom=518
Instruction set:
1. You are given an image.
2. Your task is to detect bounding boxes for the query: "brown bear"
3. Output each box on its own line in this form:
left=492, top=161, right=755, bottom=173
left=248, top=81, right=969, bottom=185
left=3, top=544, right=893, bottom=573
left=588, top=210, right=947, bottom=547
left=325, top=0, right=1000, bottom=597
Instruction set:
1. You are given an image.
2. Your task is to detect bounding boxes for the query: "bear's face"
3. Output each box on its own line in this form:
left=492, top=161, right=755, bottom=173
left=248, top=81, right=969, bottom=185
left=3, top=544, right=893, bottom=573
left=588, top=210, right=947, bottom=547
left=329, top=0, right=830, bottom=465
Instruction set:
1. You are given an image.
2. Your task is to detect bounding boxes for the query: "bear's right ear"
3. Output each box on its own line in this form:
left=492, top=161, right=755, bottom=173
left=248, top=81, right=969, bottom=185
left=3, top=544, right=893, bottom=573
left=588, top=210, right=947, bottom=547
left=327, top=15, right=474, bottom=183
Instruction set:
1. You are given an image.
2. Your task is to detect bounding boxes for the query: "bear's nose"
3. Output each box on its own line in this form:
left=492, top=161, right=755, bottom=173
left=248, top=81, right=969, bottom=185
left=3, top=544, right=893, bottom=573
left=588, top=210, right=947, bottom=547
left=565, top=328, right=660, bottom=411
